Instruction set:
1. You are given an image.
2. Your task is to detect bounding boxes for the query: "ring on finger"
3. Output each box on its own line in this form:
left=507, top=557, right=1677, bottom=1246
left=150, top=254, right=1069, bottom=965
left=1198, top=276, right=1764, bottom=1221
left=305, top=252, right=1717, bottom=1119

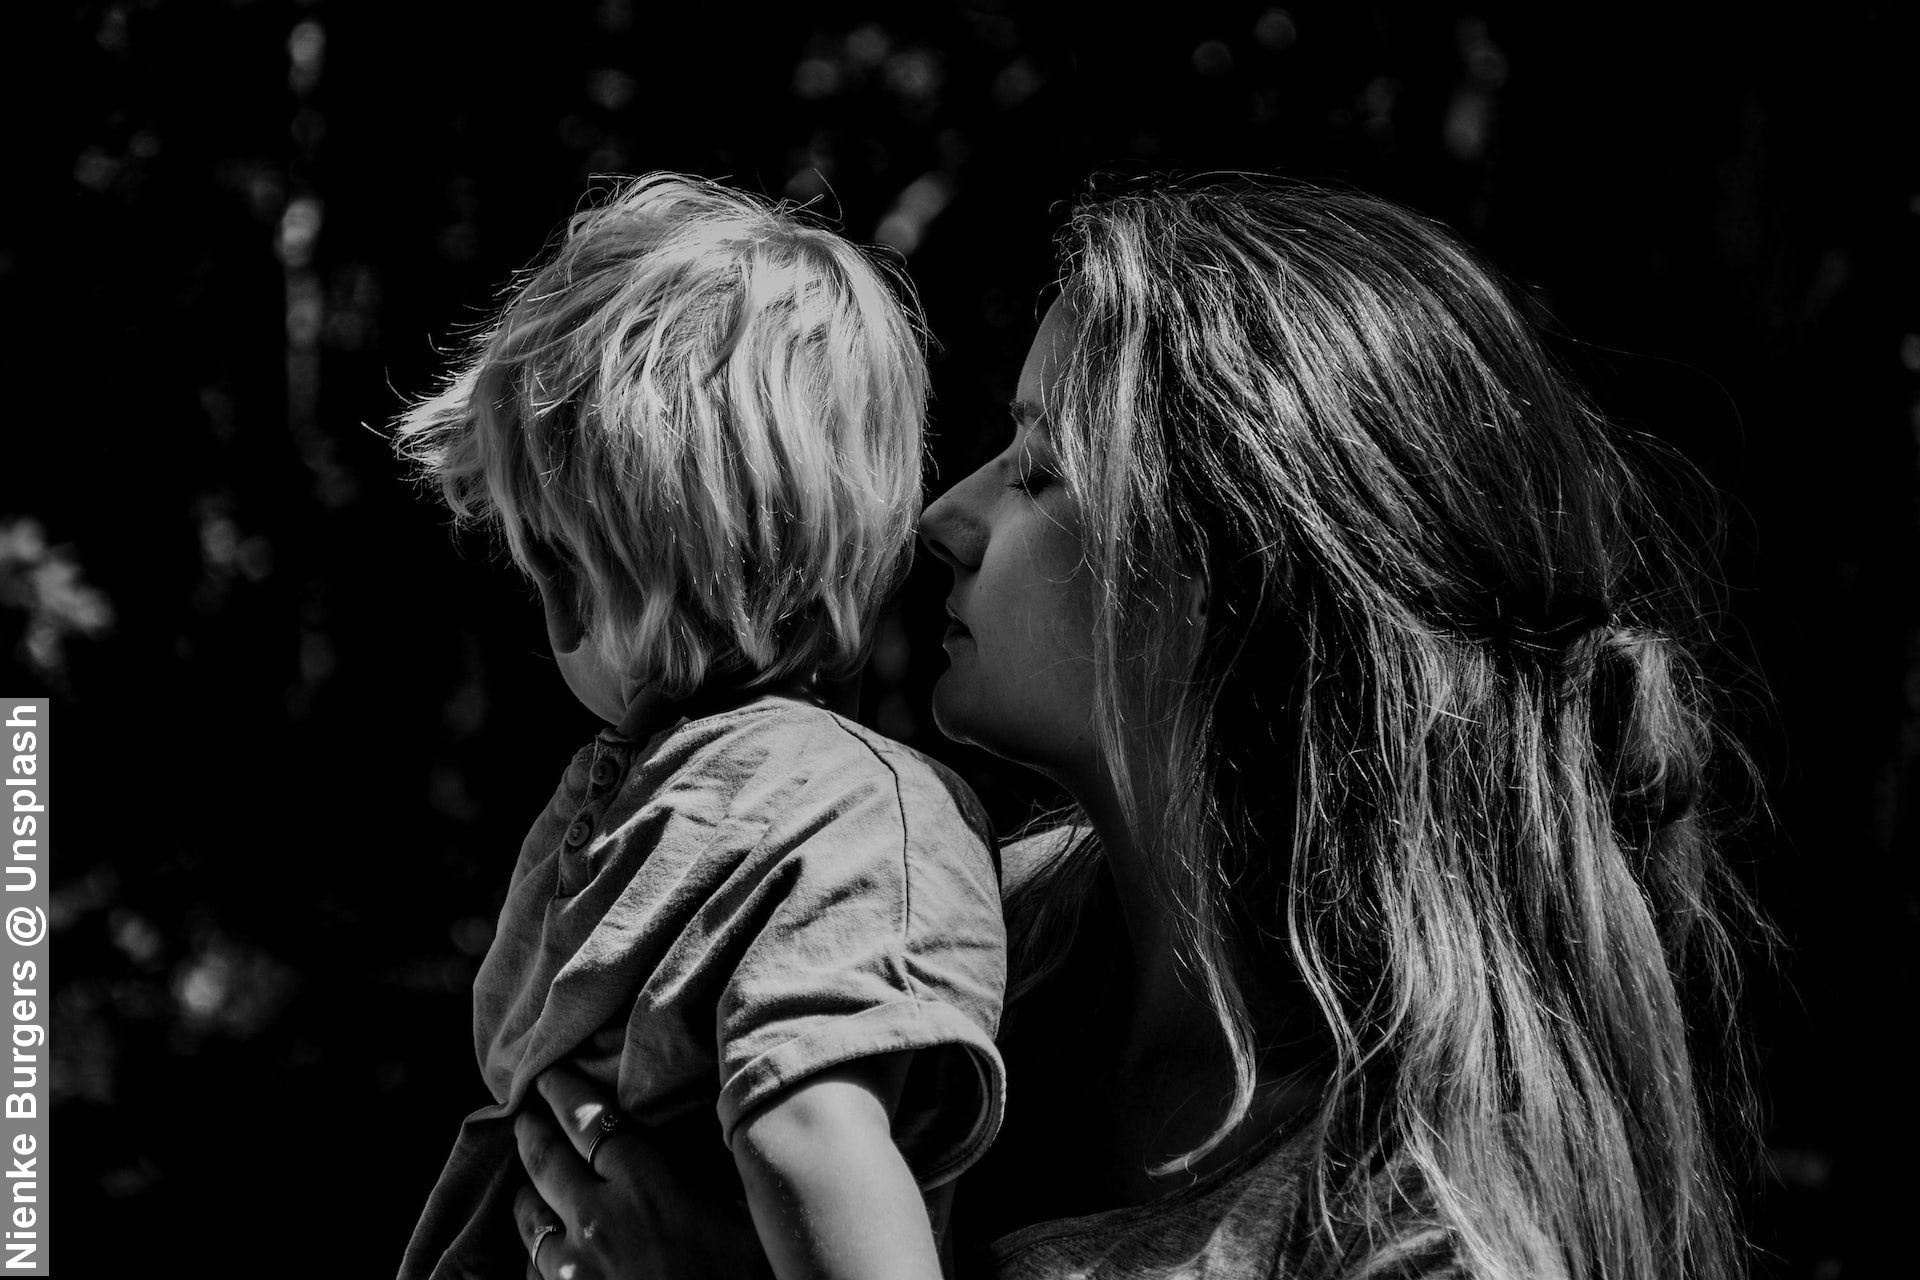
left=584, top=1110, right=623, bottom=1173
left=530, top=1222, right=559, bottom=1271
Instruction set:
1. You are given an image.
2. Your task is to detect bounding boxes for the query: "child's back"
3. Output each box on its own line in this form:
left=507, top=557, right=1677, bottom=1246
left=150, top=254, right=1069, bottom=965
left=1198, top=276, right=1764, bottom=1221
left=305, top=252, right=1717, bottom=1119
left=391, top=175, right=1006, bottom=1280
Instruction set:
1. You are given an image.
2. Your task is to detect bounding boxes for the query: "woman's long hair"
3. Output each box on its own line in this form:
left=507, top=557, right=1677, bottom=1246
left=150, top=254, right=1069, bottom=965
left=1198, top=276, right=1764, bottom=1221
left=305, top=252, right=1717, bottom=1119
left=1014, top=179, right=1765, bottom=1280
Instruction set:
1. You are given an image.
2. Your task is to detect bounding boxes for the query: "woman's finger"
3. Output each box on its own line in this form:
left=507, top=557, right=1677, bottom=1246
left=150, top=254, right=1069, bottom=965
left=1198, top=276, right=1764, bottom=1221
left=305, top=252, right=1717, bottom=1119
left=532, top=1064, right=629, bottom=1173
left=514, top=1105, right=600, bottom=1213
left=512, top=1182, right=565, bottom=1280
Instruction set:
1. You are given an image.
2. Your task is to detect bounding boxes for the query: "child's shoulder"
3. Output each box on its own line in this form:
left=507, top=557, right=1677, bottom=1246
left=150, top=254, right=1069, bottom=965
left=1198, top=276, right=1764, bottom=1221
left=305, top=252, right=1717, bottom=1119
left=662, top=698, right=991, bottom=842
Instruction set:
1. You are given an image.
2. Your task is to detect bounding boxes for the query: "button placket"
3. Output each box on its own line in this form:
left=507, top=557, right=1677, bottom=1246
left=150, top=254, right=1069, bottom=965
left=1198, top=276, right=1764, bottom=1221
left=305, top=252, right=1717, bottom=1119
left=555, top=803, right=601, bottom=897
left=556, top=742, right=628, bottom=897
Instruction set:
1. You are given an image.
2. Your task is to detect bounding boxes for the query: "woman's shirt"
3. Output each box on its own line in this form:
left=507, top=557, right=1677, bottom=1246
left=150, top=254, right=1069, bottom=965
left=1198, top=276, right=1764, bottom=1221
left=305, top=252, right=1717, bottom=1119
left=989, top=1121, right=1311, bottom=1279
left=973, top=829, right=1463, bottom=1279
left=987, top=1123, right=1461, bottom=1279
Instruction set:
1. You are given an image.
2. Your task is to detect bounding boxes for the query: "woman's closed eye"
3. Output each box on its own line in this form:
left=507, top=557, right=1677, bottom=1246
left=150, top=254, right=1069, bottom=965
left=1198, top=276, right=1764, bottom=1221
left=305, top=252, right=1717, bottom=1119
left=1007, top=438, right=1062, bottom=498
left=1008, top=466, right=1059, bottom=498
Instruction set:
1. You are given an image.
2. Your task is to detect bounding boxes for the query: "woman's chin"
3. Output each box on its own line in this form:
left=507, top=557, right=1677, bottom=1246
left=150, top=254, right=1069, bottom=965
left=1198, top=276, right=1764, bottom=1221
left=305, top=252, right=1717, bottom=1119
left=928, top=671, right=979, bottom=747
left=930, top=673, right=1018, bottom=757
left=930, top=683, right=1049, bottom=777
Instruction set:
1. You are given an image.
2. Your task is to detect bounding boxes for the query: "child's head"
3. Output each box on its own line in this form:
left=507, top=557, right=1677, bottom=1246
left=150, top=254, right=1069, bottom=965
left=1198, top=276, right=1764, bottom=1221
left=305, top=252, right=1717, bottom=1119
left=395, top=173, right=929, bottom=703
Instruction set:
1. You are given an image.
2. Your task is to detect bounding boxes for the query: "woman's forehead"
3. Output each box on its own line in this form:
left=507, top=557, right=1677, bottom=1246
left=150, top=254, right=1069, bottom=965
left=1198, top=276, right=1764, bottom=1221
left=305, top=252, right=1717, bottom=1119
left=1016, top=298, right=1075, bottom=424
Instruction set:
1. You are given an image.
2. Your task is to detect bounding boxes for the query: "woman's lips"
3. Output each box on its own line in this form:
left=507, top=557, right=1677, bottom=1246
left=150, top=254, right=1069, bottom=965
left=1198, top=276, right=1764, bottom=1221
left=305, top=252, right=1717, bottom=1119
left=942, top=612, right=972, bottom=645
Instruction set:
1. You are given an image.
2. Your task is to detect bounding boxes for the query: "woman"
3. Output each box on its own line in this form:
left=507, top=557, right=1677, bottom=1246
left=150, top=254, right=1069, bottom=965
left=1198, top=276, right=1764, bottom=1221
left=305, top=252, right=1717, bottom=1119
left=507, top=178, right=1763, bottom=1280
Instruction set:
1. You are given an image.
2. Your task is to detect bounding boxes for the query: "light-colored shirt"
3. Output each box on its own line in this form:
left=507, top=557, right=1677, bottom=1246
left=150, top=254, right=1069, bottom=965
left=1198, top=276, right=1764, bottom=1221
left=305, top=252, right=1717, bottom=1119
left=401, top=695, right=1007, bottom=1279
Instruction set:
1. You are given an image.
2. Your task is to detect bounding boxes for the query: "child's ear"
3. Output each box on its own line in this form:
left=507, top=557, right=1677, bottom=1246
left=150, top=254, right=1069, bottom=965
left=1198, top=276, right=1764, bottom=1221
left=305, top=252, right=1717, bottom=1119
left=523, top=538, right=590, bottom=654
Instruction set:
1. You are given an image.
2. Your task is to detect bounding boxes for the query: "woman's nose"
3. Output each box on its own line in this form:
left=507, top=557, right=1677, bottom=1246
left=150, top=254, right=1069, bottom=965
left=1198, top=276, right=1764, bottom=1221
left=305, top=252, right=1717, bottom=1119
left=917, top=481, right=984, bottom=572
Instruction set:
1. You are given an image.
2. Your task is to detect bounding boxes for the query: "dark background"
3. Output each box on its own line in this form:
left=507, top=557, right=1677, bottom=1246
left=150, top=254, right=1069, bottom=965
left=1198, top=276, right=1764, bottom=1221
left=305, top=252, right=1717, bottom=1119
left=5, top=1, right=1914, bottom=1275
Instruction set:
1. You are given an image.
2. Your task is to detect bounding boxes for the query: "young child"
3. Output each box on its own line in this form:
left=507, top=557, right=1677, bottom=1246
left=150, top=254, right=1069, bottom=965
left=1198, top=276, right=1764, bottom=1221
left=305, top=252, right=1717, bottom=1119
left=392, top=174, right=1006, bottom=1280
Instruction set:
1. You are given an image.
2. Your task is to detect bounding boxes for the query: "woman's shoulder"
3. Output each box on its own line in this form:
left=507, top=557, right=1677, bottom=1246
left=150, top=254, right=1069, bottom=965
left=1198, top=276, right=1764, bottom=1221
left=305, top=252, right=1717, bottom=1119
left=986, top=1122, right=1309, bottom=1279
left=986, top=1124, right=1468, bottom=1280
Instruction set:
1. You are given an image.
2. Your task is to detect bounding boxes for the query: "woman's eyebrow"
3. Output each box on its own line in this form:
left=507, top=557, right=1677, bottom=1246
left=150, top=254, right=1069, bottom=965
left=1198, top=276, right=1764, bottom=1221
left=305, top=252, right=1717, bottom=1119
left=1008, top=397, right=1047, bottom=426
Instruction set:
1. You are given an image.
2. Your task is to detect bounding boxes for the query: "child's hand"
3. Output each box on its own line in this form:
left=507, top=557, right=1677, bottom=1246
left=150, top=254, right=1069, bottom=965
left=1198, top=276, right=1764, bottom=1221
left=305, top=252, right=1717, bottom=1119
left=514, top=1064, right=770, bottom=1280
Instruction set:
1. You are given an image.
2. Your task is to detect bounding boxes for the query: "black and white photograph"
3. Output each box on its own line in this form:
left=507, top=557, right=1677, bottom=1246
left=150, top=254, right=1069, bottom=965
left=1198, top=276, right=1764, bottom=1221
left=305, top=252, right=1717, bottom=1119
left=8, top=2, right=1914, bottom=1277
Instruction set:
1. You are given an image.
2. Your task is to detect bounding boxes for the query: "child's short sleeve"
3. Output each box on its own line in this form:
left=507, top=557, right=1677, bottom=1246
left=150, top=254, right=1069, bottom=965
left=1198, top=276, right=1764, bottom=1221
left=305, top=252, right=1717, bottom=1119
left=712, top=727, right=1006, bottom=1192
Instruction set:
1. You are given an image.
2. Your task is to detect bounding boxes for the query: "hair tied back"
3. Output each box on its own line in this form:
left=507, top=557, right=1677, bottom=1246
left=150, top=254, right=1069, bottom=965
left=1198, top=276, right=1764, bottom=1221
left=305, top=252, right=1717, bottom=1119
left=1483, top=588, right=1616, bottom=654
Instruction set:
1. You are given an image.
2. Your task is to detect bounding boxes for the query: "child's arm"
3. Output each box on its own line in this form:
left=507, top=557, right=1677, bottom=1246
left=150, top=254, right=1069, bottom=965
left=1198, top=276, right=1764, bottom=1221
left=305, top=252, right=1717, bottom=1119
left=730, top=1050, right=944, bottom=1280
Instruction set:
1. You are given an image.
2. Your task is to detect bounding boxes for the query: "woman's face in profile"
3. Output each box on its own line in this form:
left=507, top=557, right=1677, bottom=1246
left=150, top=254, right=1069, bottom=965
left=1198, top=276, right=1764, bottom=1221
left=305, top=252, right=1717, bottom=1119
left=918, top=300, right=1102, bottom=786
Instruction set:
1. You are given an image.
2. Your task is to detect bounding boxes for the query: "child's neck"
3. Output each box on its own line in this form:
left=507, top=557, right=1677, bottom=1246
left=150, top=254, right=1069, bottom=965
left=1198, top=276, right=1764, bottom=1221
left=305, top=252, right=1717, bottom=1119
left=613, top=672, right=829, bottom=741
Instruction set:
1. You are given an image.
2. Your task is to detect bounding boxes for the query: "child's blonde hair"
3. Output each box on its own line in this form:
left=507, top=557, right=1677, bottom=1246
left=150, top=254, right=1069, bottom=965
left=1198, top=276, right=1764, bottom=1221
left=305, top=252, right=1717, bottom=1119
left=395, top=172, right=929, bottom=696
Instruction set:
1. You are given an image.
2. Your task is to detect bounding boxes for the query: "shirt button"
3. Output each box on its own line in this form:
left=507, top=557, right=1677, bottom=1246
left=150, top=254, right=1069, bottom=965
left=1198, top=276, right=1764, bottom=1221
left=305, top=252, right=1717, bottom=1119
left=564, top=817, right=593, bottom=848
left=589, top=757, right=620, bottom=788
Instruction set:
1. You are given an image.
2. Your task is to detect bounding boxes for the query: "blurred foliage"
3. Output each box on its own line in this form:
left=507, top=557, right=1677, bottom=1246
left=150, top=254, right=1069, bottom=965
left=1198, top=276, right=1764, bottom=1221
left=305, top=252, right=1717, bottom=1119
left=0, top=519, right=115, bottom=686
left=3, top=1, right=1914, bottom=1276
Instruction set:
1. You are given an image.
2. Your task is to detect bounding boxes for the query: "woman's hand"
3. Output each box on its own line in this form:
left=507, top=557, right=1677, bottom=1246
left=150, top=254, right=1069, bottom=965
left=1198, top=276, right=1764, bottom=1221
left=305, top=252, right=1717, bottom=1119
left=512, top=1064, right=770, bottom=1280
